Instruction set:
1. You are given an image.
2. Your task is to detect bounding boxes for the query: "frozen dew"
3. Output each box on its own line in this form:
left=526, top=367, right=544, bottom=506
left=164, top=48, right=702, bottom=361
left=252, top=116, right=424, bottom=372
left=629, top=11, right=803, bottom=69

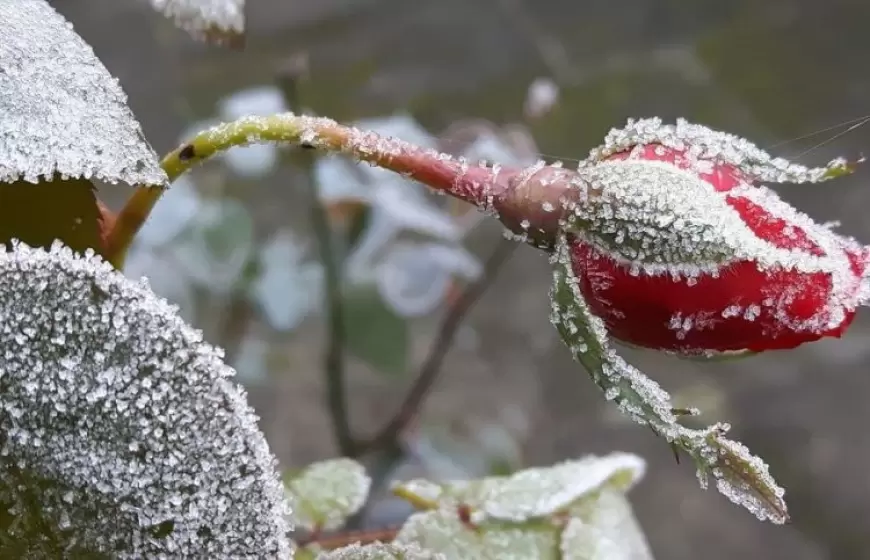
left=218, top=86, right=289, bottom=178
left=395, top=508, right=560, bottom=560
left=285, top=458, right=372, bottom=532
left=147, top=0, right=244, bottom=41
left=0, top=242, right=292, bottom=557
left=587, top=117, right=851, bottom=185
left=316, top=541, right=447, bottom=560
left=392, top=452, right=645, bottom=524
left=548, top=235, right=788, bottom=523
left=563, top=489, right=654, bottom=560
left=0, top=0, right=167, bottom=186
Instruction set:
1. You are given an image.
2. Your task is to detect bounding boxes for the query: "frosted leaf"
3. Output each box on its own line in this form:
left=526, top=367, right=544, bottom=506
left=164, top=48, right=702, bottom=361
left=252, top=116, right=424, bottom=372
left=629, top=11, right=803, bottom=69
left=561, top=490, right=654, bottom=560
left=0, top=242, right=291, bottom=557
left=394, top=508, right=560, bottom=560
left=587, top=117, right=853, bottom=184
left=0, top=0, right=166, bottom=187
left=249, top=230, right=324, bottom=331
left=169, top=197, right=255, bottom=294
left=316, top=542, right=446, bottom=560
left=147, top=0, right=245, bottom=42
left=548, top=234, right=788, bottom=524
left=286, top=458, right=372, bottom=532
left=376, top=242, right=480, bottom=318
left=393, top=453, right=644, bottom=523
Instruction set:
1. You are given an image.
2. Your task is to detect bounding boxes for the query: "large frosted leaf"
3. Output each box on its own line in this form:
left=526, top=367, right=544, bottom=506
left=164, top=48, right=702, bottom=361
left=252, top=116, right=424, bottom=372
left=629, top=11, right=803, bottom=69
left=392, top=453, right=644, bottom=523
left=548, top=234, right=788, bottom=523
left=0, top=0, right=166, bottom=187
left=147, top=0, right=245, bottom=43
left=0, top=242, right=291, bottom=557
left=285, top=458, right=372, bottom=532
left=394, top=509, right=560, bottom=560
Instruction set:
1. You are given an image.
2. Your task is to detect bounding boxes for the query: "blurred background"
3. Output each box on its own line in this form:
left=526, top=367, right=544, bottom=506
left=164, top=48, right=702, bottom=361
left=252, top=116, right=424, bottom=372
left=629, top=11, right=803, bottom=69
left=58, top=1, right=870, bottom=558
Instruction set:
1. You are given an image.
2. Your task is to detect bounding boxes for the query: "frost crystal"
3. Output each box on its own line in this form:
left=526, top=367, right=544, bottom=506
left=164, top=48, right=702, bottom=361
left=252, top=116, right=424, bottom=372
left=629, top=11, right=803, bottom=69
left=0, top=242, right=291, bottom=557
left=0, top=0, right=167, bottom=186
left=549, top=235, right=788, bottom=523
left=147, top=0, right=245, bottom=41
left=285, top=458, right=372, bottom=532
left=316, top=542, right=446, bottom=560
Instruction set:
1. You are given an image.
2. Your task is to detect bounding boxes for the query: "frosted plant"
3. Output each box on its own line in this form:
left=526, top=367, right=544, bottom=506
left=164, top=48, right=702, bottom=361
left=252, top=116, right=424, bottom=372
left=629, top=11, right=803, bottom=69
left=390, top=452, right=652, bottom=560
left=285, top=458, right=372, bottom=533
left=315, top=542, right=446, bottom=560
left=0, top=0, right=166, bottom=187
left=154, top=112, right=870, bottom=523
left=0, top=242, right=292, bottom=557
left=146, top=0, right=245, bottom=42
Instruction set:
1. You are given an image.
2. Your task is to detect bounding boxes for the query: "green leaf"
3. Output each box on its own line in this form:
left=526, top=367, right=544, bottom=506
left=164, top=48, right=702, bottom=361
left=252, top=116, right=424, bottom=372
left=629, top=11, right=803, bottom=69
left=313, top=542, right=445, bottom=560
left=562, top=489, right=654, bottom=560
left=395, top=509, right=560, bottom=560
left=343, top=286, right=409, bottom=376
left=548, top=234, right=788, bottom=524
left=392, top=453, right=645, bottom=523
left=285, top=458, right=372, bottom=532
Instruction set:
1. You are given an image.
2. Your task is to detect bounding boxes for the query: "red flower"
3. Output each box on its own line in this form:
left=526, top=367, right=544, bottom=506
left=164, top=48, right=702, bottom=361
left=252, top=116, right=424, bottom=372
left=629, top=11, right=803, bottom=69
left=565, top=118, right=869, bottom=356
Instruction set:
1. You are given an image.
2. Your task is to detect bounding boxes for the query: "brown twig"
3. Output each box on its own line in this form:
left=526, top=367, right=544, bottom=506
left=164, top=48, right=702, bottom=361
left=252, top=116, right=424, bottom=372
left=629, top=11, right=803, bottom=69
left=296, top=526, right=401, bottom=550
left=277, top=55, right=357, bottom=456
left=355, top=238, right=518, bottom=456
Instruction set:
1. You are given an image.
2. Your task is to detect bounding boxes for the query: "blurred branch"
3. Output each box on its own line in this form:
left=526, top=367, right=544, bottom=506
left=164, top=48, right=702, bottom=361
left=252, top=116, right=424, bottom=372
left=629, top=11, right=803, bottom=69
left=296, top=526, right=401, bottom=552
left=278, top=55, right=357, bottom=457
left=355, top=238, right=518, bottom=456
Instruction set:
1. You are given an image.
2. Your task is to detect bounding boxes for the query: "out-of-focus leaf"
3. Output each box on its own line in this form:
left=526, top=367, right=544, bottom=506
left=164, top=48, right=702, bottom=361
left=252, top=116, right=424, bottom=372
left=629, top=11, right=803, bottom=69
left=170, top=197, right=255, bottom=294
left=549, top=234, right=788, bottom=523
left=395, top=508, right=560, bottom=560
left=146, top=0, right=245, bottom=44
left=0, top=0, right=165, bottom=187
left=393, top=453, right=645, bottom=523
left=344, top=286, right=409, bottom=377
left=0, top=178, right=108, bottom=256
left=562, top=489, right=654, bottom=560
left=285, top=458, right=371, bottom=532
left=0, top=242, right=292, bottom=557
left=314, top=542, right=446, bottom=560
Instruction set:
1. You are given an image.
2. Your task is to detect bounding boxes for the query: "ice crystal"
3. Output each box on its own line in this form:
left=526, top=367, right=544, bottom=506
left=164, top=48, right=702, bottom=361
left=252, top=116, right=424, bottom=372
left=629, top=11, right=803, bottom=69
left=562, top=489, right=654, bottom=560
left=285, top=458, right=372, bottom=532
left=587, top=117, right=851, bottom=184
left=316, top=542, right=446, bottom=560
left=0, top=242, right=292, bottom=557
left=395, top=508, right=560, bottom=560
left=0, top=0, right=166, bottom=187
left=548, top=234, right=788, bottom=523
left=147, top=0, right=245, bottom=41
left=394, top=453, right=644, bottom=524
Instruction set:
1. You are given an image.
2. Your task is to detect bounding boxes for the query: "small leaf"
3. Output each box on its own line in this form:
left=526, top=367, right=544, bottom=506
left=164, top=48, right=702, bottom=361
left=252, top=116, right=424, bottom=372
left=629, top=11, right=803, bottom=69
left=392, top=453, right=645, bottom=523
left=343, top=286, right=409, bottom=377
left=315, top=542, right=445, bottom=560
left=0, top=0, right=166, bottom=187
left=548, top=234, right=788, bottom=524
left=285, top=458, right=372, bottom=532
left=146, top=0, right=245, bottom=44
left=395, top=509, right=560, bottom=560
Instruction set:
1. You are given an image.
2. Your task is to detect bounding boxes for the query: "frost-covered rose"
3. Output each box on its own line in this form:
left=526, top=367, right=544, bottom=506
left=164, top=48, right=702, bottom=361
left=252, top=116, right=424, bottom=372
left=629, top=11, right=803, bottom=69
left=567, top=118, right=869, bottom=356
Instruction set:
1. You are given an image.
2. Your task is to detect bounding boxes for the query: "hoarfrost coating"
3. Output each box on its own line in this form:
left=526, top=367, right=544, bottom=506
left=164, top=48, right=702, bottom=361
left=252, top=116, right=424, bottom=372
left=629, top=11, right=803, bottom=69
left=568, top=118, right=870, bottom=355
left=0, top=0, right=166, bottom=186
left=148, top=0, right=245, bottom=38
left=0, top=242, right=291, bottom=557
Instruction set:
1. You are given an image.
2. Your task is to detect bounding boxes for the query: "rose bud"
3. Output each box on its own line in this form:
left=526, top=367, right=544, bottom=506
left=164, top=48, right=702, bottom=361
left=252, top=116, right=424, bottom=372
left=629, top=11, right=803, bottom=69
left=562, top=118, right=869, bottom=356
